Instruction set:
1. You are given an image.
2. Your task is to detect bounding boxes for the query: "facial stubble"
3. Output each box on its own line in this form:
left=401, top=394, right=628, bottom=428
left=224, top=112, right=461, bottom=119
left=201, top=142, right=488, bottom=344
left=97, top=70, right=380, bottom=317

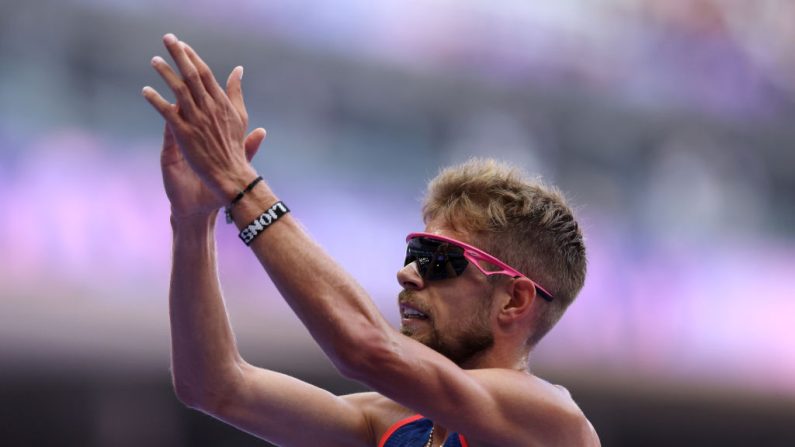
left=399, top=291, right=494, bottom=366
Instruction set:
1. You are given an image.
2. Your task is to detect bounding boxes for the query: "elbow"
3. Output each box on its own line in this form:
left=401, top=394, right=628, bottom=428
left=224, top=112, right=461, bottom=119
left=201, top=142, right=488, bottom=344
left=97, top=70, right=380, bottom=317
left=172, top=378, right=204, bottom=410
left=171, top=362, right=246, bottom=414
left=172, top=371, right=222, bottom=412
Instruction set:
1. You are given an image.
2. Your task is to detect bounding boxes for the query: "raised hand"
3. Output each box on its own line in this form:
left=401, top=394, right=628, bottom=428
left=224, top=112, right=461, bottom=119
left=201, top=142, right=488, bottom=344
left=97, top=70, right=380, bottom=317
left=161, top=122, right=266, bottom=220
left=143, top=33, right=261, bottom=207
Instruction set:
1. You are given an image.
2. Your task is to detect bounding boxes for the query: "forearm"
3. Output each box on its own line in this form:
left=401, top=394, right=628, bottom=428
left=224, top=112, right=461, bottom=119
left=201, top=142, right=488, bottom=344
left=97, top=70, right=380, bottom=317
left=229, top=182, right=393, bottom=373
left=169, top=211, right=244, bottom=408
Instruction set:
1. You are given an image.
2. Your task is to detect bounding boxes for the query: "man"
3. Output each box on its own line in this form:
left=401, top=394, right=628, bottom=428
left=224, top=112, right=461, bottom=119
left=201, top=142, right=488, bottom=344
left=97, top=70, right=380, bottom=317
left=143, top=33, right=600, bottom=446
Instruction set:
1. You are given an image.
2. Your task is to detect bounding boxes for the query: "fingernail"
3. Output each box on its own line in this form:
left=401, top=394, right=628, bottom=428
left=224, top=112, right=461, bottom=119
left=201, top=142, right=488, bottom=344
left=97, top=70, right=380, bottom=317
left=151, top=56, right=163, bottom=66
left=164, top=33, right=177, bottom=44
left=141, top=86, right=152, bottom=95
left=239, top=66, right=244, bottom=80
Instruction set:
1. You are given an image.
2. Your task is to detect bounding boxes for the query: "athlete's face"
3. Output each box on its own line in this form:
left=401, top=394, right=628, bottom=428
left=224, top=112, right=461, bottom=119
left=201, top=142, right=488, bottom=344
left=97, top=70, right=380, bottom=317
left=396, top=221, right=497, bottom=367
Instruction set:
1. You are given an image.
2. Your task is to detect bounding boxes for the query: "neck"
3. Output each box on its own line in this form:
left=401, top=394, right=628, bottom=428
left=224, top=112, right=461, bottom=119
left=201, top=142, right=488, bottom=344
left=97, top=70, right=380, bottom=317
left=458, top=342, right=530, bottom=371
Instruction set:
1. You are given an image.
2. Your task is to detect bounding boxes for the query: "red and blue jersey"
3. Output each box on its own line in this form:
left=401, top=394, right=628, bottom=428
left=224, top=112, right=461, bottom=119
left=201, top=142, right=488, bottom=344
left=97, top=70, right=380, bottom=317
left=379, top=415, right=469, bottom=447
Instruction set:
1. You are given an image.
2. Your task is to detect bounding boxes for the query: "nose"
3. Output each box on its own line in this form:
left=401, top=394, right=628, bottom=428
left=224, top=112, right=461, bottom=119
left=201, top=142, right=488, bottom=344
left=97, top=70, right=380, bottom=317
left=397, top=261, right=425, bottom=290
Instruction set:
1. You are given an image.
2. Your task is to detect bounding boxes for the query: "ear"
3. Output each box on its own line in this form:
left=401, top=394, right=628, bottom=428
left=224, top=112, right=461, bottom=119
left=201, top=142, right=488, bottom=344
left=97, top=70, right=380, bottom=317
left=496, top=278, right=537, bottom=325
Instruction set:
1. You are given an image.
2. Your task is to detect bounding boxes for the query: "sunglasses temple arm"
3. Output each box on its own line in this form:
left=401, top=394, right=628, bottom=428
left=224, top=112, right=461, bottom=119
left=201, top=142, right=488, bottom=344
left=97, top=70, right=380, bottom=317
left=536, top=287, right=554, bottom=302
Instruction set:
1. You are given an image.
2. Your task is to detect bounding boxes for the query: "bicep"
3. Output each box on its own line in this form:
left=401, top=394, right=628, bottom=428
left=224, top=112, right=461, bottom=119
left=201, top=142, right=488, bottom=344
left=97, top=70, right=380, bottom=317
left=210, top=362, right=372, bottom=447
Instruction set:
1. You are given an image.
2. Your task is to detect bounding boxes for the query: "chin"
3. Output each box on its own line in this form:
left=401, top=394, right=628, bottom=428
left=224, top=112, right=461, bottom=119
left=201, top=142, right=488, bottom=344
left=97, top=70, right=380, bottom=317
left=400, top=325, right=424, bottom=340
left=401, top=326, right=435, bottom=348
left=402, top=323, right=494, bottom=367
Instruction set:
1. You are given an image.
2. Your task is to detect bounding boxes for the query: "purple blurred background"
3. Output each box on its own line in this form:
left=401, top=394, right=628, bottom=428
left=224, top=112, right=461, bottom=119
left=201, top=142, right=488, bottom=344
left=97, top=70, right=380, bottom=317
left=1, top=0, right=794, bottom=445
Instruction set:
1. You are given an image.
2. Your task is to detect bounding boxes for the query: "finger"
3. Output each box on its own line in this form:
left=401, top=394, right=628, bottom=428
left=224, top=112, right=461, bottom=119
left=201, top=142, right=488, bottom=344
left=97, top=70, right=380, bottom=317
left=142, top=86, right=183, bottom=125
left=163, top=34, right=207, bottom=107
left=182, top=43, right=225, bottom=101
left=150, top=56, right=197, bottom=117
left=244, top=128, right=267, bottom=161
left=226, top=66, right=248, bottom=123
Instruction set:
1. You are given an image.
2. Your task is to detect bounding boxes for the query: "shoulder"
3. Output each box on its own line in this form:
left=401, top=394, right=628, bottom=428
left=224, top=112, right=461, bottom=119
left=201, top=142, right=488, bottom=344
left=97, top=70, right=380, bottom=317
left=465, top=368, right=575, bottom=408
left=535, top=375, right=599, bottom=445
left=465, top=369, right=600, bottom=446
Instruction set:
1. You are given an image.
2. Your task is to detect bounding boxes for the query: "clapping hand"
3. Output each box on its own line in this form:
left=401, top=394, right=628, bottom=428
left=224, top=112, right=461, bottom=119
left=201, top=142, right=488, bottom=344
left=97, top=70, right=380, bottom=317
left=143, top=34, right=264, bottom=219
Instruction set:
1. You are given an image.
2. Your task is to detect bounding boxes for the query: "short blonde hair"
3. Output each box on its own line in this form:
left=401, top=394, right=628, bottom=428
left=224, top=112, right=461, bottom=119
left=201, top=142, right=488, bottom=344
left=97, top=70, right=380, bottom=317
left=422, top=158, right=586, bottom=347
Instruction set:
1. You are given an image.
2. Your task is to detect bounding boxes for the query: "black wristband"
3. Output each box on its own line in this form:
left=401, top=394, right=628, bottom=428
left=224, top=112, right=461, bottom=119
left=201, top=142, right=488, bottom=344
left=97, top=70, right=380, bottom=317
left=239, top=201, right=290, bottom=245
left=225, top=176, right=263, bottom=223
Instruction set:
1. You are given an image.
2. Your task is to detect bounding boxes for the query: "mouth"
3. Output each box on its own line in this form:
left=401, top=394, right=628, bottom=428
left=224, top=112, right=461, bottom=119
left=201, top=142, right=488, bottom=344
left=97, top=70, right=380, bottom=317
left=400, top=303, right=430, bottom=321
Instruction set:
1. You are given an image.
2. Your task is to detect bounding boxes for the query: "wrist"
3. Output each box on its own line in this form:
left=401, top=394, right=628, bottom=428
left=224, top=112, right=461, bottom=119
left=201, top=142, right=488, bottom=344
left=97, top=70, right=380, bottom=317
left=171, top=213, right=218, bottom=253
left=170, top=209, right=218, bottom=231
left=214, top=164, right=261, bottom=203
left=228, top=180, right=279, bottom=226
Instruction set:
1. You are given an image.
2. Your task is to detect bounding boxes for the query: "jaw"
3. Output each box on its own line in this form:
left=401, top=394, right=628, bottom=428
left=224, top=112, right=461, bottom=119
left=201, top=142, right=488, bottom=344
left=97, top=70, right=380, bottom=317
left=400, top=318, right=495, bottom=368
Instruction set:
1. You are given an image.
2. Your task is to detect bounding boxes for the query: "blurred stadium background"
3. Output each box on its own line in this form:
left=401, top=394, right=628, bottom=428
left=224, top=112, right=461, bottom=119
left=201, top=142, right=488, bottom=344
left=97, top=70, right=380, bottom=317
left=1, top=0, right=794, bottom=445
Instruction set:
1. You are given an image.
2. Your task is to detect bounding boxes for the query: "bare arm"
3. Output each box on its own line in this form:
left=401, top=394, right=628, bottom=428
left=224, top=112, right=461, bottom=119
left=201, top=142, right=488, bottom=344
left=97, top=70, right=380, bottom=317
left=169, top=213, right=371, bottom=447
left=168, top=212, right=239, bottom=406
left=166, top=190, right=429, bottom=446
left=149, top=45, right=373, bottom=446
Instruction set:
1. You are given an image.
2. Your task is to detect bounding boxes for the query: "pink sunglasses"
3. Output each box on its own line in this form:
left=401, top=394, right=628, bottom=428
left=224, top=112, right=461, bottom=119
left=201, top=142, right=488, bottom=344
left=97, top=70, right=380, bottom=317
left=405, top=232, right=554, bottom=301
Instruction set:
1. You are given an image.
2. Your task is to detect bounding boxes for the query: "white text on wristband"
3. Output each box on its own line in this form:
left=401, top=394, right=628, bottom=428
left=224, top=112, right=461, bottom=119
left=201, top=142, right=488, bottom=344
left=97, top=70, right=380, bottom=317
left=239, top=201, right=290, bottom=245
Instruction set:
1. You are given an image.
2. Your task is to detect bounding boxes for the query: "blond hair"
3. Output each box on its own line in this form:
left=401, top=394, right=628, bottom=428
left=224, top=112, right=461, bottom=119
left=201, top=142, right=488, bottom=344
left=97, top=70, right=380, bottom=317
left=422, top=158, right=587, bottom=347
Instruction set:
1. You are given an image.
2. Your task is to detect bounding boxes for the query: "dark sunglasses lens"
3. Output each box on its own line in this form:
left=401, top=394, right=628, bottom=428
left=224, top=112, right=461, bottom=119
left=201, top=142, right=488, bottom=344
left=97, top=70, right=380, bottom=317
left=405, top=238, right=468, bottom=281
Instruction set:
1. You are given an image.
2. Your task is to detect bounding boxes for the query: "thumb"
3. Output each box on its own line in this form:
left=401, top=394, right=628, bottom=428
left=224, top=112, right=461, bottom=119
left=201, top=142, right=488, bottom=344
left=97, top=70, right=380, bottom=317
left=244, top=127, right=267, bottom=161
left=226, top=66, right=247, bottom=121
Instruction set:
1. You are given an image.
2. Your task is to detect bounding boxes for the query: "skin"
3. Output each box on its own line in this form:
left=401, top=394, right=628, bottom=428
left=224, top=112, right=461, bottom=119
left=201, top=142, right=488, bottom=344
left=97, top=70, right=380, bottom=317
left=143, top=33, right=600, bottom=446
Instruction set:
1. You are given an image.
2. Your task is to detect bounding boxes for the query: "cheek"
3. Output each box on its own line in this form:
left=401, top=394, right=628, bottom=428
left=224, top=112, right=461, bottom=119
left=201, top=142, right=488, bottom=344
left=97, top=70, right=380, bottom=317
left=429, top=278, right=493, bottom=327
left=435, top=299, right=488, bottom=332
left=466, top=293, right=496, bottom=329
